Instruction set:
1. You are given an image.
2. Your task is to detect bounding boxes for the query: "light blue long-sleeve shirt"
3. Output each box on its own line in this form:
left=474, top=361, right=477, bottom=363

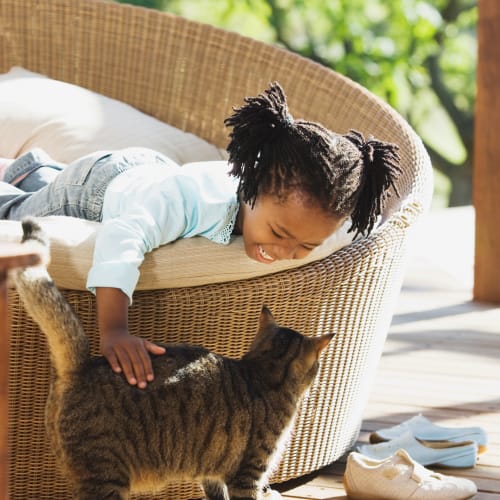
left=86, top=160, right=240, bottom=302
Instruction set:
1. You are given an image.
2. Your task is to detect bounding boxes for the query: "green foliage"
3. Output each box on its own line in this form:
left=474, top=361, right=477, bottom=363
left=113, top=0, right=477, bottom=206
left=114, top=0, right=170, bottom=9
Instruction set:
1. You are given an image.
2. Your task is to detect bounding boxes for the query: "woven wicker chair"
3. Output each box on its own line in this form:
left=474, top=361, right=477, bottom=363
left=1, top=1, right=433, bottom=499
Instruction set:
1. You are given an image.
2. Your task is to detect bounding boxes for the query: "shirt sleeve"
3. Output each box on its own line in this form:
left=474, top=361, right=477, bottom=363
left=86, top=163, right=238, bottom=303
left=86, top=182, right=188, bottom=303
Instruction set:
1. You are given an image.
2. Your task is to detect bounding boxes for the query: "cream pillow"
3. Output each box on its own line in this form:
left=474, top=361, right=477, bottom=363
left=0, top=66, right=227, bottom=164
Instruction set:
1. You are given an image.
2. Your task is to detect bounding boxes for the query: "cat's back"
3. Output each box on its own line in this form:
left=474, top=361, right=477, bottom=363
left=54, top=343, right=253, bottom=479
left=57, top=343, right=253, bottom=434
left=66, top=343, right=227, bottom=406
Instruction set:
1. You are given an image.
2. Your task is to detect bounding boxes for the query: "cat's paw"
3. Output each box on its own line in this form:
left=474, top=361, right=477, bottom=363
left=262, top=486, right=283, bottom=499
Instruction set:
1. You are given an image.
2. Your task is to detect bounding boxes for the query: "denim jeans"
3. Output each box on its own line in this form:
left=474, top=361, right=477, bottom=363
left=0, top=147, right=173, bottom=220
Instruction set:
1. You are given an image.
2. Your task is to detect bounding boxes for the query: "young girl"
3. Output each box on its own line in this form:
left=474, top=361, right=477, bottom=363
left=0, top=82, right=401, bottom=389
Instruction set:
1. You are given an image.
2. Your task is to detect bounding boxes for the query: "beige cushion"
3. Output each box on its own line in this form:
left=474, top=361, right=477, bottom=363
left=1, top=217, right=354, bottom=290
left=0, top=67, right=227, bottom=164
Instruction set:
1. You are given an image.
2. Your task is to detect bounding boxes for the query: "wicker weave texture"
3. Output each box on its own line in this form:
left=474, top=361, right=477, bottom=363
left=8, top=230, right=407, bottom=499
left=0, top=0, right=430, bottom=214
left=1, top=0, right=433, bottom=499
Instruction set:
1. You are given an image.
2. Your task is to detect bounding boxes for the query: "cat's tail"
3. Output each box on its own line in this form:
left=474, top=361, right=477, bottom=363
left=13, top=218, right=90, bottom=378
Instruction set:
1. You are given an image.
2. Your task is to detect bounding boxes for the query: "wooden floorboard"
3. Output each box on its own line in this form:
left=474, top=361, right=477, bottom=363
left=276, top=208, right=500, bottom=499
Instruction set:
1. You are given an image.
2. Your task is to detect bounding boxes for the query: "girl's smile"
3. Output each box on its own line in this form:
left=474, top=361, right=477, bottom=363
left=257, top=244, right=275, bottom=263
left=237, top=191, right=343, bottom=264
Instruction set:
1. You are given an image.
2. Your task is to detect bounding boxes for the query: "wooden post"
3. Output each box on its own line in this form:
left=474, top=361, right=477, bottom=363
left=474, top=0, right=500, bottom=303
left=0, top=270, right=9, bottom=499
left=0, top=246, right=42, bottom=500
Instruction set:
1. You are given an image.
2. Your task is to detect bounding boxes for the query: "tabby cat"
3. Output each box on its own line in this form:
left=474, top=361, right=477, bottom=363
left=13, top=219, right=333, bottom=500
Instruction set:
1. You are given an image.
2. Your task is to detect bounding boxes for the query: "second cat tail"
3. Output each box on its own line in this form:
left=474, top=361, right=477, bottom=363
left=13, top=218, right=90, bottom=378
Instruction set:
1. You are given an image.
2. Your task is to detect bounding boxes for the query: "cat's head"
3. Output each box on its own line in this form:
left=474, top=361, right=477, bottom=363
left=244, top=306, right=334, bottom=391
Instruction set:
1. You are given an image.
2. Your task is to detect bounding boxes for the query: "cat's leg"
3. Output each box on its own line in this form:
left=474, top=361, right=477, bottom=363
left=72, top=479, right=130, bottom=500
left=226, top=473, right=264, bottom=499
left=202, top=479, right=229, bottom=500
left=225, top=453, right=273, bottom=500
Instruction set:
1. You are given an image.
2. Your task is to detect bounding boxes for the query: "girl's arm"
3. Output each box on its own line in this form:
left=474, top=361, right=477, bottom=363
left=96, top=287, right=165, bottom=388
left=89, top=167, right=234, bottom=385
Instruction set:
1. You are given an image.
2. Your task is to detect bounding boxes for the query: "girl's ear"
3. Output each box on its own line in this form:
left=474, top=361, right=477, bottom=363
left=259, top=306, right=276, bottom=330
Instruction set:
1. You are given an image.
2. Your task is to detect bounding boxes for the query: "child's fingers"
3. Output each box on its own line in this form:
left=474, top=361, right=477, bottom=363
left=144, top=341, right=165, bottom=382
left=114, top=347, right=137, bottom=387
left=105, top=350, right=122, bottom=374
left=145, top=340, right=166, bottom=354
left=104, top=338, right=161, bottom=389
left=134, top=343, right=155, bottom=387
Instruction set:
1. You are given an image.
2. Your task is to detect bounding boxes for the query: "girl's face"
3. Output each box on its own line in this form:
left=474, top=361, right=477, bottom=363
left=237, top=191, right=343, bottom=264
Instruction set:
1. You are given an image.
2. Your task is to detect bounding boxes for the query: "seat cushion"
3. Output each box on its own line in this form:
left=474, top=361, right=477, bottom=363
left=2, top=217, right=354, bottom=290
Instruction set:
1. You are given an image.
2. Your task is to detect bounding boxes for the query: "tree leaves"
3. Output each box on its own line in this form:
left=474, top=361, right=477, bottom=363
left=114, top=0, right=477, bottom=205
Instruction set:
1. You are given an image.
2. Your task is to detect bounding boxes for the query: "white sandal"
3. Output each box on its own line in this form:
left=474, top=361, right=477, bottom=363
left=358, top=431, right=477, bottom=468
left=370, top=414, right=487, bottom=454
left=344, top=448, right=477, bottom=500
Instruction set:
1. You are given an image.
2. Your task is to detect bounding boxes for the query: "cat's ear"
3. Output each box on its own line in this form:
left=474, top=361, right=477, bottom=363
left=259, top=306, right=276, bottom=330
left=290, top=333, right=335, bottom=377
left=246, top=306, right=277, bottom=356
left=311, top=333, right=335, bottom=356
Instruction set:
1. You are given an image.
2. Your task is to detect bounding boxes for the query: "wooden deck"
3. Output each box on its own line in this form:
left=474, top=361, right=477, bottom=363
left=277, top=207, right=500, bottom=499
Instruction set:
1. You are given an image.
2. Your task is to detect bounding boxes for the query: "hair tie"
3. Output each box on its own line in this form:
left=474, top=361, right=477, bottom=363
left=269, top=111, right=294, bottom=132
left=282, top=112, right=294, bottom=129
left=344, top=130, right=374, bottom=162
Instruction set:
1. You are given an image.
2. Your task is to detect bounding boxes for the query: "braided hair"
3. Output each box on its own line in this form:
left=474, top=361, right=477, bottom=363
left=225, top=82, right=402, bottom=237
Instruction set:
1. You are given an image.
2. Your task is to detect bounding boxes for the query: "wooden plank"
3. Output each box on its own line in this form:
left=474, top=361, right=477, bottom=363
left=0, top=271, right=8, bottom=500
left=474, top=0, right=500, bottom=303
left=281, top=482, right=347, bottom=499
left=0, top=244, right=42, bottom=500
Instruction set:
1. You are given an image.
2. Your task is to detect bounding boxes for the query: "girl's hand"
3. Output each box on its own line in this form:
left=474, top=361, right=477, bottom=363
left=100, top=329, right=166, bottom=388
left=95, top=287, right=165, bottom=389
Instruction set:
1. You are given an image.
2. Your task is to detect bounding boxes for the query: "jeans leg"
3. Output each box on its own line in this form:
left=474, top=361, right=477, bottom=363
left=0, top=150, right=94, bottom=220
left=0, top=147, right=173, bottom=221
left=3, top=148, right=65, bottom=192
left=0, top=182, right=32, bottom=219
left=0, top=150, right=122, bottom=221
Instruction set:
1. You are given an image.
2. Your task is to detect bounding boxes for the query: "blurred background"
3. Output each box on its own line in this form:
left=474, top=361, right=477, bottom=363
left=114, top=0, right=477, bottom=210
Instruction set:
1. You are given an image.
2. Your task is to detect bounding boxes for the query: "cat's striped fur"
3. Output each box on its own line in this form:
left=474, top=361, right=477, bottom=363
left=13, top=219, right=333, bottom=500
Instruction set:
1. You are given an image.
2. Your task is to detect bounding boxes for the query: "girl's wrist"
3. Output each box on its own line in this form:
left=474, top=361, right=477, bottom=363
left=101, top=327, right=128, bottom=339
left=95, top=287, right=129, bottom=336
